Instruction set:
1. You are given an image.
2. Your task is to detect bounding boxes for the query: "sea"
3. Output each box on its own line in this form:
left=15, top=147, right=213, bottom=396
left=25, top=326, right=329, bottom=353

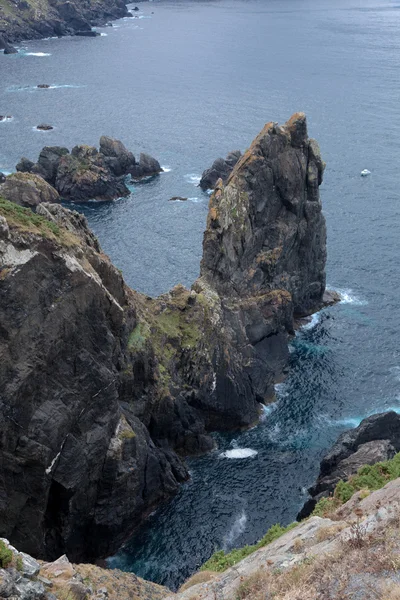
left=1, top=0, right=400, bottom=590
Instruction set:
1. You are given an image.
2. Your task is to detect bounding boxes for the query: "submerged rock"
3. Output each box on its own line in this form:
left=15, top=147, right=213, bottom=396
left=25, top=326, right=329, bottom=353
left=0, top=172, right=60, bottom=207
left=37, top=84, right=51, bottom=88
left=297, top=411, right=400, bottom=519
left=36, top=124, right=54, bottom=131
left=199, top=150, right=241, bottom=190
left=0, top=113, right=328, bottom=561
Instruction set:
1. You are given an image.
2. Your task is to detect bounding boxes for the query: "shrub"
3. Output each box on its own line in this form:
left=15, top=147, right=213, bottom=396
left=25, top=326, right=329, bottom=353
left=200, top=522, right=297, bottom=572
left=0, top=540, right=13, bottom=568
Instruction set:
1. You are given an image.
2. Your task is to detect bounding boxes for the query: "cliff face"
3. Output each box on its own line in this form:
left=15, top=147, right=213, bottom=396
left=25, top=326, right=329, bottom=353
left=0, top=0, right=128, bottom=43
left=0, top=114, right=328, bottom=561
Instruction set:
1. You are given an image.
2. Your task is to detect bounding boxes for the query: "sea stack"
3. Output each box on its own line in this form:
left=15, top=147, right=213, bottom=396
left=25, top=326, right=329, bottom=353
left=0, top=113, right=328, bottom=562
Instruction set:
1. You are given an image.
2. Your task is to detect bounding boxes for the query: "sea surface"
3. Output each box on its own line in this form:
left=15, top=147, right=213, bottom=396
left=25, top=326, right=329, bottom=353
left=1, top=0, right=400, bottom=590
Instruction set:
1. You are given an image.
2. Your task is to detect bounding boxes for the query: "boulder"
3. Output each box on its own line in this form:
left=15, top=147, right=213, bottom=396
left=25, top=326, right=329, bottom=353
left=0, top=172, right=59, bottom=207
left=37, top=84, right=50, bottom=89
left=130, top=152, right=162, bottom=179
left=36, top=124, right=54, bottom=131
left=31, top=147, right=70, bottom=184
left=0, top=35, right=18, bottom=54
left=99, top=135, right=136, bottom=176
left=199, top=150, right=241, bottom=190
left=297, top=411, right=400, bottom=519
left=16, top=157, right=36, bottom=173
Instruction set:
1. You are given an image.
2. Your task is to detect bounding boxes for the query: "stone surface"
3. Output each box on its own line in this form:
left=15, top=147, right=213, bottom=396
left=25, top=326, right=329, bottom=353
left=130, top=152, right=162, bottom=180
left=15, top=138, right=162, bottom=202
left=0, top=172, right=60, bottom=207
left=169, top=479, right=400, bottom=600
left=0, top=0, right=129, bottom=43
left=199, top=150, right=241, bottom=190
left=0, top=114, right=328, bottom=561
left=298, top=411, right=400, bottom=519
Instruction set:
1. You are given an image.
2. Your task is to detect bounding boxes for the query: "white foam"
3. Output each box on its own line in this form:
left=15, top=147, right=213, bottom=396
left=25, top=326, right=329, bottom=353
left=274, top=382, right=289, bottom=398
left=100, top=32, right=108, bottom=36
left=185, top=173, right=201, bottom=185
left=161, top=166, right=172, bottom=172
left=361, top=169, right=371, bottom=176
left=25, top=52, right=51, bottom=57
left=188, top=197, right=200, bottom=202
left=223, top=511, right=247, bottom=549
left=300, top=312, right=321, bottom=331
left=0, top=116, right=13, bottom=123
left=219, top=448, right=258, bottom=459
left=260, top=402, right=277, bottom=421
left=335, top=287, right=368, bottom=306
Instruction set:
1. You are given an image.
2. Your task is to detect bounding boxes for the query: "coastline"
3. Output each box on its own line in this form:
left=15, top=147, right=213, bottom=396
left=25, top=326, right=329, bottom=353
left=0, top=0, right=137, bottom=45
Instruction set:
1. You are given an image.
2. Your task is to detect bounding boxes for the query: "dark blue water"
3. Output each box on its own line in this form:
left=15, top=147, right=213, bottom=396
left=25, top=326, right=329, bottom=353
left=1, top=0, right=400, bottom=591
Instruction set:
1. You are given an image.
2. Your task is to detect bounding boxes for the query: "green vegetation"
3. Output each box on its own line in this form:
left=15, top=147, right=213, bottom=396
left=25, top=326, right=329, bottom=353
left=0, top=197, right=60, bottom=236
left=128, top=321, right=150, bottom=352
left=312, top=452, right=400, bottom=517
left=16, top=555, right=23, bottom=572
left=200, top=523, right=298, bottom=573
left=0, top=540, right=13, bottom=568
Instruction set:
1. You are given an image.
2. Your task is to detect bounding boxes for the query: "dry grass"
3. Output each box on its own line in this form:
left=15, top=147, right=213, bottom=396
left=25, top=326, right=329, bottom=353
left=235, top=514, right=400, bottom=600
left=179, top=570, right=216, bottom=592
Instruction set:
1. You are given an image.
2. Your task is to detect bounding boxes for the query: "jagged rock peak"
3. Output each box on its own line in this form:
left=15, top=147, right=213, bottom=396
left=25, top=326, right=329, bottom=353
left=200, top=112, right=327, bottom=316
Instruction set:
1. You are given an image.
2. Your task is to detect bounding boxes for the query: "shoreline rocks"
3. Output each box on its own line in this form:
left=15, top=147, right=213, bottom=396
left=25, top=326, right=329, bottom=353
left=0, top=0, right=130, bottom=44
left=16, top=137, right=162, bottom=202
left=199, top=150, right=241, bottom=190
left=297, top=411, right=400, bottom=520
left=0, top=172, right=60, bottom=207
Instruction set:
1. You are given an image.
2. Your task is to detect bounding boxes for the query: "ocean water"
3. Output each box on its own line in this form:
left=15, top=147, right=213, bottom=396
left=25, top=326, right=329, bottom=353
left=1, top=0, right=400, bottom=591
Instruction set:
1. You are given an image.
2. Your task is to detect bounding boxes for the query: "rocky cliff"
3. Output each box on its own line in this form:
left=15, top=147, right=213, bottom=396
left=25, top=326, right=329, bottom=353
left=0, top=0, right=129, bottom=44
left=298, top=411, right=400, bottom=519
left=0, top=113, right=329, bottom=562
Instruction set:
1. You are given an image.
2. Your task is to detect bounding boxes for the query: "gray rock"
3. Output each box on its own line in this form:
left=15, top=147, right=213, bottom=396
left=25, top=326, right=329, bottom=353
left=99, top=136, right=136, bottom=176
left=16, top=157, right=36, bottom=174
left=130, top=152, right=162, bottom=179
left=19, top=552, right=40, bottom=578
left=297, top=411, right=400, bottom=519
left=199, top=150, right=241, bottom=190
left=0, top=570, right=16, bottom=598
left=0, top=172, right=59, bottom=207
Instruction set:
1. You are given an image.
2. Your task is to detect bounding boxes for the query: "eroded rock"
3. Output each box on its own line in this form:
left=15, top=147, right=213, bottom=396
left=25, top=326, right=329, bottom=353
left=199, top=150, right=241, bottom=190
left=0, top=172, right=60, bottom=207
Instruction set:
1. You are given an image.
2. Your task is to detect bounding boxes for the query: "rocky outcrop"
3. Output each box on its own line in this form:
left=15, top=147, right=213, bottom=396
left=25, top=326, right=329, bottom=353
left=130, top=153, right=163, bottom=180
left=0, top=113, right=328, bottom=561
left=0, top=0, right=129, bottom=44
left=0, top=539, right=168, bottom=600
left=0, top=172, right=59, bottom=207
left=297, top=411, right=400, bottom=519
left=16, top=139, right=162, bottom=202
left=199, top=150, right=241, bottom=190
left=0, top=34, right=17, bottom=53
left=169, top=478, right=400, bottom=600
left=0, top=201, right=187, bottom=561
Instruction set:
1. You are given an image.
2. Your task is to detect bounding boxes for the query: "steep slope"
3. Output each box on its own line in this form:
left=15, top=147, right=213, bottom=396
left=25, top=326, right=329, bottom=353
left=0, top=0, right=128, bottom=43
left=0, top=113, right=329, bottom=562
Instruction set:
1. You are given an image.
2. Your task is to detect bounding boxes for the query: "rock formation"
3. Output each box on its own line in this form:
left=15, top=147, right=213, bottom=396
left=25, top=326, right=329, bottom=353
left=0, top=172, right=59, bottom=207
left=297, top=411, right=400, bottom=519
left=16, top=138, right=162, bottom=202
left=0, top=0, right=129, bottom=44
left=0, top=113, right=329, bottom=561
left=199, top=150, right=241, bottom=190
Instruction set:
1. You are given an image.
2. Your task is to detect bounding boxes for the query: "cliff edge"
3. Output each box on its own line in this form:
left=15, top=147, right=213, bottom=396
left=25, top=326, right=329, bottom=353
left=0, top=113, right=329, bottom=562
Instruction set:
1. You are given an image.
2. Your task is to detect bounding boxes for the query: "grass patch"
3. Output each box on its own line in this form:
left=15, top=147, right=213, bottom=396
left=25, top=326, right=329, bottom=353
left=0, top=540, right=13, bottom=568
left=200, top=522, right=298, bottom=572
left=0, top=196, right=60, bottom=236
left=313, top=452, right=400, bottom=517
left=128, top=321, right=150, bottom=352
